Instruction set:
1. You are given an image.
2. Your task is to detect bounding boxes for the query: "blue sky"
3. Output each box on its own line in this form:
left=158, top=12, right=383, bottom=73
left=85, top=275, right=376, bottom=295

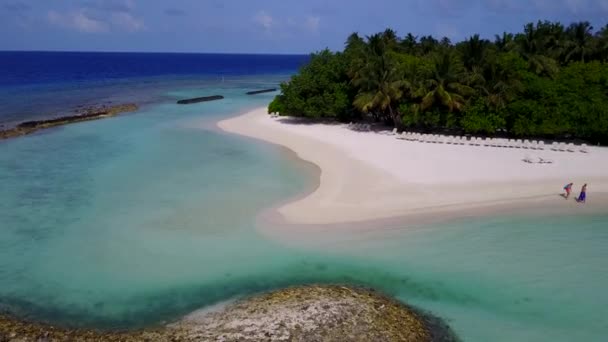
left=1, top=0, right=607, bottom=53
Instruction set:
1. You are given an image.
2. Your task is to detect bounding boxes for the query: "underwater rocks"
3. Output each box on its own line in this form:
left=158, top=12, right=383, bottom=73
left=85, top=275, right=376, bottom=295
left=176, top=95, right=224, bottom=104
left=0, top=104, right=138, bottom=140
left=0, top=285, right=458, bottom=342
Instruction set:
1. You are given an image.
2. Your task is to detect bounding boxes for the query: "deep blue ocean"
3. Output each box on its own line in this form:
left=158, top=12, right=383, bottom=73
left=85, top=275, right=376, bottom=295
left=0, top=51, right=309, bottom=126
left=1, top=51, right=607, bottom=341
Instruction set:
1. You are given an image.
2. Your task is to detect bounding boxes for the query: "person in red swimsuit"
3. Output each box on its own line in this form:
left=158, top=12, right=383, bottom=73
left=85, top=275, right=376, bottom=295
left=563, top=182, right=573, bottom=199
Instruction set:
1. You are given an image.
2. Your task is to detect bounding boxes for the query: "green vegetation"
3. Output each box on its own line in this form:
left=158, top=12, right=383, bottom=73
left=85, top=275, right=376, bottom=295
left=270, top=21, right=608, bottom=144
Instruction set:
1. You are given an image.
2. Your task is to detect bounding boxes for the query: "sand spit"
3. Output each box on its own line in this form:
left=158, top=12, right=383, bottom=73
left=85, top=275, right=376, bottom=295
left=218, top=107, right=608, bottom=225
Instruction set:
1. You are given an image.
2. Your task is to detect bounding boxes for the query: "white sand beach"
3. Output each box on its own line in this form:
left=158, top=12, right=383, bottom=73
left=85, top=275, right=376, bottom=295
left=218, top=107, right=608, bottom=225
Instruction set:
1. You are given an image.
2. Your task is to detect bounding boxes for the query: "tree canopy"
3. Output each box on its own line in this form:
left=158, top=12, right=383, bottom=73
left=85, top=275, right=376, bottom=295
left=270, top=21, right=608, bottom=145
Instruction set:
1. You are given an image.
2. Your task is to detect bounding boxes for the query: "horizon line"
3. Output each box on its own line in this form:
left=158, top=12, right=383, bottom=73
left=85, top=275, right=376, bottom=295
left=0, top=49, right=312, bottom=56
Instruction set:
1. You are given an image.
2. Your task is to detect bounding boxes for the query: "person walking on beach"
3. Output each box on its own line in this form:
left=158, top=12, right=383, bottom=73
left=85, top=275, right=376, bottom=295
left=576, top=184, right=587, bottom=203
left=563, top=182, right=573, bottom=199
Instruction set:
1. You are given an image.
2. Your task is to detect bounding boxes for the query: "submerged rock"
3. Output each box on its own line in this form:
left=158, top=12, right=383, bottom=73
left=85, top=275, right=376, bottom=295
left=0, top=103, right=138, bottom=140
left=176, top=95, right=224, bottom=104
left=0, top=285, right=458, bottom=341
left=246, top=88, right=277, bottom=95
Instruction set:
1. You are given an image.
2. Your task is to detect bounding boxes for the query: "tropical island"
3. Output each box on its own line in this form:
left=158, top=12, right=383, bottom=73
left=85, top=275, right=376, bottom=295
left=220, top=21, right=608, bottom=225
left=268, top=21, right=608, bottom=145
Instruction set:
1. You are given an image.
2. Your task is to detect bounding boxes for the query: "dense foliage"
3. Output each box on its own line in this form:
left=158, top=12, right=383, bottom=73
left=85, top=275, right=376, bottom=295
left=270, top=21, right=608, bottom=144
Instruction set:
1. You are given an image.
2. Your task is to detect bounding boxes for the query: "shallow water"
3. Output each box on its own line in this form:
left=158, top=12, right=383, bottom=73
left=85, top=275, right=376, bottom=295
left=1, top=80, right=607, bottom=341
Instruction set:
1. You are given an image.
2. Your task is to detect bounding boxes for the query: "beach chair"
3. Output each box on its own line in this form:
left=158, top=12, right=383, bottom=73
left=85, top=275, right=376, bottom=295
left=523, top=140, right=531, bottom=149
left=522, top=155, right=534, bottom=163
left=551, top=142, right=559, bottom=151
left=391, top=128, right=398, bottom=135
left=539, top=157, right=553, bottom=164
left=482, top=138, right=490, bottom=147
left=558, top=143, right=566, bottom=152
left=580, top=144, right=589, bottom=153
left=397, top=132, right=407, bottom=140
left=437, top=135, right=446, bottom=144
left=566, top=143, right=575, bottom=152
left=537, top=141, right=545, bottom=150
left=515, top=139, right=523, bottom=148
left=530, top=140, right=538, bottom=150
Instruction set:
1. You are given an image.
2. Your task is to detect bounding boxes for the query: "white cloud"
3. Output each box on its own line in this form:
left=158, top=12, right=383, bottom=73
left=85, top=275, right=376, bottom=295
left=530, top=0, right=608, bottom=13
left=564, top=0, right=587, bottom=13
left=252, top=11, right=321, bottom=37
left=304, top=16, right=320, bottom=32
left=47, top=7, right=145, bottom=33
left=111, top=12, right=144, bottom=32
left=435, top=22, right=460, bottom=39
left=254, top=10, right=273, bottom=30
left=48, top=10, right=108, bottom=33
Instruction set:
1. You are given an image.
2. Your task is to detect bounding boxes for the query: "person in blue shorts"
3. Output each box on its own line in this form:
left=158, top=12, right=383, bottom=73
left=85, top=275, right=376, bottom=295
left=576, top=184, right=587, bottom=203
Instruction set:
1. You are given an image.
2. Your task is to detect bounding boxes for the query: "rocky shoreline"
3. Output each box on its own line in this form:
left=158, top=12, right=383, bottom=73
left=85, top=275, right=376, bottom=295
left=0, top=285, right=458, bottom=342
left=0, top=103, right=138, bottom=140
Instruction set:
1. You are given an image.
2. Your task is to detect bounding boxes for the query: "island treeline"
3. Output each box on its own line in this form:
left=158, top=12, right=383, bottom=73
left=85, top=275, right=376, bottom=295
left=269, top=21, right=608, bottom=144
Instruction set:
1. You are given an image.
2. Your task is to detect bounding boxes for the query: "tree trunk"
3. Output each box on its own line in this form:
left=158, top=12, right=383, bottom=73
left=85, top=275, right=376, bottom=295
left=388, top=104, right=400, bottom=129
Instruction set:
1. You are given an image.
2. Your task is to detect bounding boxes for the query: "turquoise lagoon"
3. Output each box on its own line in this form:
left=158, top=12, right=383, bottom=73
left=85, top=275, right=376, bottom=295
left=1, top=81, right=607, bottom=341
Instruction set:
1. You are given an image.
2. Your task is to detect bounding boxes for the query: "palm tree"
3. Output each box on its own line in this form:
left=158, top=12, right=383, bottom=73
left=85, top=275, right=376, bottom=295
left=476, top=56, right=524, bottom=111
left=417, top=50, right=472, bottom=112
left=565, top=21, right=594, bottom=62
left=596, top=24, right=608, bottom=61
left=419, top=35, right=439, bottom=55
left=401, top=33, right=418, bottom=54
left=495, top=32, right=514, bottom=52
left=345, top=32, right=365, bottom=52
left=460, top=34, right=490, bottom=71
left=440, top=36, right=452, bottom=48
left=381, top=28, right=399, bottom=50
left=515, top=22, right=558, bottom=76
left=544, top=22, right=567, bottom=62
left=352, top=41, right=407, bottom=127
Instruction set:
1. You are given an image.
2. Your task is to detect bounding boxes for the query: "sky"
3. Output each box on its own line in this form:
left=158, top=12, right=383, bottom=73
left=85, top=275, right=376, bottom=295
left=1, top=0, right=608, bottom=54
